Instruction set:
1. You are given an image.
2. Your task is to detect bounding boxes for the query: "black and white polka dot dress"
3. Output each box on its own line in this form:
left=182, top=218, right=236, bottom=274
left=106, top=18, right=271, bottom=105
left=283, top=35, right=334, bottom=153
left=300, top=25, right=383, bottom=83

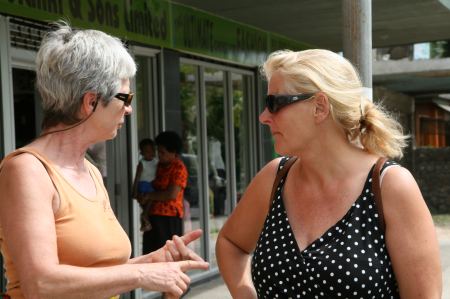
left=251, top=157, right=400, bottom=299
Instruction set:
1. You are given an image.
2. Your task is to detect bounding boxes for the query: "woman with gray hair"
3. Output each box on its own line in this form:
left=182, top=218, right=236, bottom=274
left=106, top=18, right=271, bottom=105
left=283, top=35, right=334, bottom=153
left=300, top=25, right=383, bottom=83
left=0, top=22, right=208, bottom=299
left=216, top=49, right=441, bottom=298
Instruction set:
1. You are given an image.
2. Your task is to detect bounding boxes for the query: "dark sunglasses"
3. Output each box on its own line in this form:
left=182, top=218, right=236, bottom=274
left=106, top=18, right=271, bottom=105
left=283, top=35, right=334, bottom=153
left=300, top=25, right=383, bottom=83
left=115, top=92, right=134, bottom=106
left=265, top=93, right=315, bottom=113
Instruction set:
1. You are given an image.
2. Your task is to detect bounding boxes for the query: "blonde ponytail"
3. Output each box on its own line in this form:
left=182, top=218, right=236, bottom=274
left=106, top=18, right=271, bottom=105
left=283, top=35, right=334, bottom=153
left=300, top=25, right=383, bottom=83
left=359, top=101, right=408, bottom=159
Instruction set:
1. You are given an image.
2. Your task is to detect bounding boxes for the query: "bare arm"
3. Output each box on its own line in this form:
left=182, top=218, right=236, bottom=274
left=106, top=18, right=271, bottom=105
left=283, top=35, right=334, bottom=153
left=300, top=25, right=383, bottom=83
left=382, top=166, right=442, bottom=299
left=131, top=162, right=143, bottom=198
left=145, top=184, right=181, bottom=202
left=0, top=155, right=208, bottom=299
left=216, top=158, right=281, bottom=298
left=137, top=186, right=181, bottom=206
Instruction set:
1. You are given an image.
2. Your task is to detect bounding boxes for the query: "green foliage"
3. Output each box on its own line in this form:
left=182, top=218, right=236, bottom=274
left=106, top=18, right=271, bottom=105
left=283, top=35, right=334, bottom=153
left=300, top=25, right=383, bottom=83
left=430, top=40, right=450, bottom=58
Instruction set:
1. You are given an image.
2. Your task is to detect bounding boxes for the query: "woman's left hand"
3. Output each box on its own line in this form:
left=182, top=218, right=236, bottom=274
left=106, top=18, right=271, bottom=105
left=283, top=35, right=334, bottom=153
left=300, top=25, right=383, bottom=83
left=149, top=229, right=205, bottom=263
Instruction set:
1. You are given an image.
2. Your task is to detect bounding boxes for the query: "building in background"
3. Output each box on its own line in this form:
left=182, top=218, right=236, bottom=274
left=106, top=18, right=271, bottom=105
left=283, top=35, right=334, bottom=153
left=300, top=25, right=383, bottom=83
left=1, top=1, right=450, bottom=298
left=0, top=1, right=308, bottom=298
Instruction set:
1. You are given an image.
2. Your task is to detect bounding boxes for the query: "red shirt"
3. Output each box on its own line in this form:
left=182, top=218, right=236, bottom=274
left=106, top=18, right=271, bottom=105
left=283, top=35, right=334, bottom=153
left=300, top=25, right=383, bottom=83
left=150, top=158, right=187, bottom=218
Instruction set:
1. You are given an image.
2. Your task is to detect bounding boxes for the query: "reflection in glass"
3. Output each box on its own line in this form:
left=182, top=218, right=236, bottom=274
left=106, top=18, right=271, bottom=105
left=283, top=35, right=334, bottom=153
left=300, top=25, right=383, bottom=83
left=180, top=63, right=203, bottom=259
left=205, top=68, right=228, bottom=268
left=133, top=55, right=158, bottom=267
left=135, top=56, right=152, bottom=139
left=232, top=73, right=251, bottom=202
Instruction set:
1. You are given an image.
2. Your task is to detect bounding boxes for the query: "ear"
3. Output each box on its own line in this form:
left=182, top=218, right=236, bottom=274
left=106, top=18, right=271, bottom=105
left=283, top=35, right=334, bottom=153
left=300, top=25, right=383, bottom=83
left=313, top=92, right=331, bottom=123
left=81, top=92, right=98, bottom=115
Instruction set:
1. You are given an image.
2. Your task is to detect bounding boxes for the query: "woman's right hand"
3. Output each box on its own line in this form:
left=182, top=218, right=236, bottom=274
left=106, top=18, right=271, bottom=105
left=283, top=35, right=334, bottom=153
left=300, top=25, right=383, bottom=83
left=140, top=260, right=209, bottom=296
left=150, top=229, right=205, bottom=263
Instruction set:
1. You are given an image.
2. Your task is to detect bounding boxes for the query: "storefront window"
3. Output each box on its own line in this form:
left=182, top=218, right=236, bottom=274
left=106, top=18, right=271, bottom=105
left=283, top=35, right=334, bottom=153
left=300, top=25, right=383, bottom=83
left=232, top=73, right=251, bottom=201
left=204, top=67, right=228, bottom=268
left=180, top=63, right=203, bottom=259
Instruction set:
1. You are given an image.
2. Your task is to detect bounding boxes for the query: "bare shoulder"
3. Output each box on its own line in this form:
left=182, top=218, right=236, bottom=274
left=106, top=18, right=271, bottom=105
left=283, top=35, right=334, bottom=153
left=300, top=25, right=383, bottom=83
left=1, top=152, right=49, bottom=178
left=219, top=157, right=284, bottom=253
left=381, top=165, right=423, bottom=205
left=250, top=157, right=283, bottom=189
left=0, top=153, right=61, bottom=281
left=0, top=152, right=55, bottom=204
left=240, top=157, right=284, bottom=206
left=380, top=164, right=431, bottom=225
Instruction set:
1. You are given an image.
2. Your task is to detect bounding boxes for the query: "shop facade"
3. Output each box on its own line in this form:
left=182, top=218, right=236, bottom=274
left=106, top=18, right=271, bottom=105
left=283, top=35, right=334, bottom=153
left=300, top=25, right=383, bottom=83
left=0, top=1, right=309, bottom=297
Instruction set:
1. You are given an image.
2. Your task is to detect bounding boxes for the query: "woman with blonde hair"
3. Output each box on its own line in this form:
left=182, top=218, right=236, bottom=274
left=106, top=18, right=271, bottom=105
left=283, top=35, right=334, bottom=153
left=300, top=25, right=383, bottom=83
left=216, top=49, right=441, bottom=298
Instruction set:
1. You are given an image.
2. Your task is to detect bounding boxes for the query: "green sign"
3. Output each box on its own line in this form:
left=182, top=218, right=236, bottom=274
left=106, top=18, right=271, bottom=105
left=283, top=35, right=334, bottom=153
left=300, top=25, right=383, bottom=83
left=172, top=4, right=268, bottom=65
left=0, top=0, right=171, bottom=47
left=0, top=0, right=311, bottom=66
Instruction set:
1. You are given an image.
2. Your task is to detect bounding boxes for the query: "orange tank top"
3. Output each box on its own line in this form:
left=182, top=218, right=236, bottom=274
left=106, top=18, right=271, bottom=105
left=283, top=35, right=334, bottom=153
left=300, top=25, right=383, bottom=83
left=0, top=148, right=131, bottom=298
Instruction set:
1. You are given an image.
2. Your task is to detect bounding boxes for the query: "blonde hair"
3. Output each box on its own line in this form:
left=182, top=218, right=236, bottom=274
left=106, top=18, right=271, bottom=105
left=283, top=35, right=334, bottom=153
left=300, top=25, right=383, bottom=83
left=261, top=49, right=408, bottom=159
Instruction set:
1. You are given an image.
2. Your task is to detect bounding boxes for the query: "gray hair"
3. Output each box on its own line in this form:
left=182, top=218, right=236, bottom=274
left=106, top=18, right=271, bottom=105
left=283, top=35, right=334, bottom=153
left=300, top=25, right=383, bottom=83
left=36, top=21, right=136, bottom=129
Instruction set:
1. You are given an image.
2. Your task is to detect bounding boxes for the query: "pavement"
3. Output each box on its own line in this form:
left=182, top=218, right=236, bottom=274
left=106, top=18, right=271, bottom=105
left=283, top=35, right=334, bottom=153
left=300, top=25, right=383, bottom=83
left=184, top=276, right=230, bottom=299
left=185, top=225, right=450, bottom=299
left=438, top=225, right=450, bottom=299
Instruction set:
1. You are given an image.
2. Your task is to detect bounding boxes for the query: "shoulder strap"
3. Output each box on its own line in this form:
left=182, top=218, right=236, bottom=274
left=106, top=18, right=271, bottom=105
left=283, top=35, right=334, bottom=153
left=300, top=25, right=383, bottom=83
left=269, top=156, right=298, bottom=203
left=372, top=157, right=388, bottom=233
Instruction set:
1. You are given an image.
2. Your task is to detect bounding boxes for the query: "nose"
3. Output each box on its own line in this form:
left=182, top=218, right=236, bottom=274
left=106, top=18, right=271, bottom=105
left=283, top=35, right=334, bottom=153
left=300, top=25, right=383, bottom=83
left=259, top=107, right=272, bottom=125
left=125, top=104, right=133, bottom=115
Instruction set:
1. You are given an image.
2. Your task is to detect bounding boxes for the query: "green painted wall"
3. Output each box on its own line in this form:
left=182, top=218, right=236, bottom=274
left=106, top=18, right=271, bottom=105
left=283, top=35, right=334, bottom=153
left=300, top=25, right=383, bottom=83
left=0, top=0, right=311, bottom=65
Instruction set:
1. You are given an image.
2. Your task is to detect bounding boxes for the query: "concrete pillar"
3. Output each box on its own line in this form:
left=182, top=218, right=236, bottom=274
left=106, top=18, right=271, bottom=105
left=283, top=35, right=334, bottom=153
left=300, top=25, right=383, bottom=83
left=342, top=0, right=373, bottom=90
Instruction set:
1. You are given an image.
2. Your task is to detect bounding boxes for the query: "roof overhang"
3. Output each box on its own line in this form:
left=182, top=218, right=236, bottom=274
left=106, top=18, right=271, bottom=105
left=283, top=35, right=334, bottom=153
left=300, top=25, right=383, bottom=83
left=173, top=0, right=450, bottom=51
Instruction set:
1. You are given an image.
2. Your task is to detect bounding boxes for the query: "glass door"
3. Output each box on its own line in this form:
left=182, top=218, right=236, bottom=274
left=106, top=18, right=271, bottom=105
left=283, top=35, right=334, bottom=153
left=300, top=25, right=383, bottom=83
left=130, top=50, right=160, bottom=258
left=179, top=63, right=205, bottom=260
left=204, top=67, right=229, bottom=268
left=178, top=59, right=256, bottom=271
left=232, top=73, right=253, bottom=203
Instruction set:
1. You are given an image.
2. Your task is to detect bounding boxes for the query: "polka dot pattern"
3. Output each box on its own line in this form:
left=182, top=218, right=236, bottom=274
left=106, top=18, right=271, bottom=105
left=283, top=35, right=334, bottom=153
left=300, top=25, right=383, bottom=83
left=251, top=157, right=400, bottom=298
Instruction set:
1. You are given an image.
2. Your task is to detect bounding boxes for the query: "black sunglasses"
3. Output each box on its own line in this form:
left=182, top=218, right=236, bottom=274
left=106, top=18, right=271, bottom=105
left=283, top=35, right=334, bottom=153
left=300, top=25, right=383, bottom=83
left=115, top=92, right=134, bottom=106
left=265, top=93, right=315, bottom=113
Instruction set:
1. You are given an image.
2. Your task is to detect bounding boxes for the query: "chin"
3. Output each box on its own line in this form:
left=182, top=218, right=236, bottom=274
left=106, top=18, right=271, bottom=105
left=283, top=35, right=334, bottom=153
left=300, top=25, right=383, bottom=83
left=107, top=131, right=118, bottom=140
left=275, top=144, right=297, bottom=158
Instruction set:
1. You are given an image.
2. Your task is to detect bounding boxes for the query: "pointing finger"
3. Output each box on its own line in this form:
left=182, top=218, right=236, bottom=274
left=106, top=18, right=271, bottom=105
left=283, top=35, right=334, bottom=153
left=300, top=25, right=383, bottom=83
left=180, top=229, right=203, bottom=245
left=178, top=260, right=209, bottom=272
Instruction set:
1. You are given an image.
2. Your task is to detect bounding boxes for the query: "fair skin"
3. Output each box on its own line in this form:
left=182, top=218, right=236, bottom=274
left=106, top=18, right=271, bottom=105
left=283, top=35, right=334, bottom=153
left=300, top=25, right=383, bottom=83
left=216, top=71, right=441, bottom=298
left=0, top=79, right=208, bottom=299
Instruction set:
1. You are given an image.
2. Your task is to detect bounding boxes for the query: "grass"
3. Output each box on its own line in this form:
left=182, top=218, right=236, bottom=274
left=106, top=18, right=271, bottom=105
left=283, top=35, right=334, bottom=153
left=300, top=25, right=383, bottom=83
left=432, top=214, right=450, bottom=227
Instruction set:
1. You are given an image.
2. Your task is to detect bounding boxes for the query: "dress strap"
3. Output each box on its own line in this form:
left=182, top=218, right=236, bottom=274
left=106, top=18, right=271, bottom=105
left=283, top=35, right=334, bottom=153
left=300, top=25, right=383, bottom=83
left=372, top=157, right=388, bottom=232
left=269, top=156, right=298, bottom=205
